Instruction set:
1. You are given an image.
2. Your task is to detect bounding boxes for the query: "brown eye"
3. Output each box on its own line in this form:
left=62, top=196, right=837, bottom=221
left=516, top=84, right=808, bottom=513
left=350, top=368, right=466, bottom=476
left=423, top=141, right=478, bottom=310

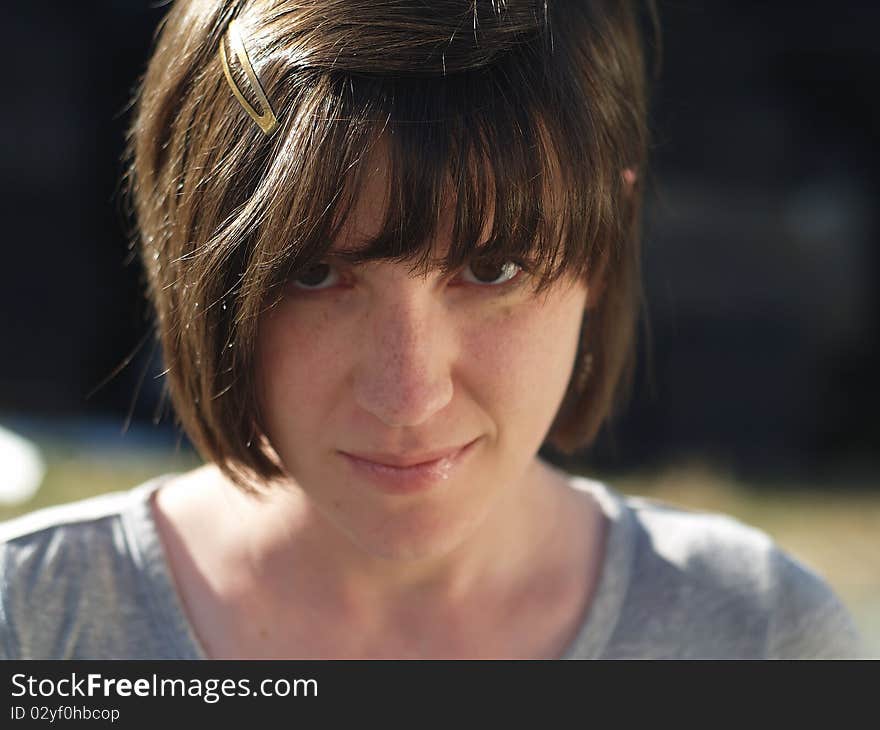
left=462, top=258, right=522, bottom=286
left=291, top=262, right=338, bottom=290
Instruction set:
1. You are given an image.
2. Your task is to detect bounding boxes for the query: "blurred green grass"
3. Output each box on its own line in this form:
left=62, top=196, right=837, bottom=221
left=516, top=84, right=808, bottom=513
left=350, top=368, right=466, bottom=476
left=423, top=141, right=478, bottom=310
left=3, top=443, right=877, bottom=657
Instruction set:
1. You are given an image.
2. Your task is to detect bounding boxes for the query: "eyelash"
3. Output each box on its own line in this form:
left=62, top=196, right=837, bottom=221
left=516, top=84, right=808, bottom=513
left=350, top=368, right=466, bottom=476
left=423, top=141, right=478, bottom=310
left=288, top=258, right=530, bottom=294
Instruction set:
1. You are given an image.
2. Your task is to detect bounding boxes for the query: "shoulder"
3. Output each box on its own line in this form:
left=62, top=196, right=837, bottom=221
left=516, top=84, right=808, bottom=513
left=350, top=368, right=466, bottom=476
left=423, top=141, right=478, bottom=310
left=573, top=479, right=864, bottom=658
left=761, top=540, right=865, bottom=659
left=0, top=489, right=137, bottom=590
left=0, top=482, right=162, bottom=659
left=625, top=493, right=776, bottom=588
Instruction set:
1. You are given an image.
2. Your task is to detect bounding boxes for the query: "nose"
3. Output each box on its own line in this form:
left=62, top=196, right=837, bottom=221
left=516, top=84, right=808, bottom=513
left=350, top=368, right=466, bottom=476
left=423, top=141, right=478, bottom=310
left=352, top=292, right=454, bottom=429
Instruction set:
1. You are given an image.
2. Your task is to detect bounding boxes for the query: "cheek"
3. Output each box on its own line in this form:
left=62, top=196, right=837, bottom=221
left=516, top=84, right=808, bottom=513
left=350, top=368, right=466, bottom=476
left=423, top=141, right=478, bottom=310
left=458, top=295, right=585, bottom=421
left=256, top=305, right=343, bottom=434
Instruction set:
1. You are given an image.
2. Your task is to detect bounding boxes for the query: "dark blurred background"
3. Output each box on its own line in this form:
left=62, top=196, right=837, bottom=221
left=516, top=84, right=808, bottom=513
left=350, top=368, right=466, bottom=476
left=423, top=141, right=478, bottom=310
left=1, top=1, right=878, bottom=484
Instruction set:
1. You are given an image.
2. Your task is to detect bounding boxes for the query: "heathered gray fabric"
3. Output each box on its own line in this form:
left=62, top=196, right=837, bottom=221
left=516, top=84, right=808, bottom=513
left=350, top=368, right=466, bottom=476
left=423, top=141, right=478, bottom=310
left=0, top=475, right=865, bottom=659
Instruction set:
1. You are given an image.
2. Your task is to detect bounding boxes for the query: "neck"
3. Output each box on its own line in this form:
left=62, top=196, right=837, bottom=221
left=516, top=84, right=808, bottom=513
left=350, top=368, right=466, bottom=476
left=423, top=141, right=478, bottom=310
left=216, top=459, right=569, bottom=615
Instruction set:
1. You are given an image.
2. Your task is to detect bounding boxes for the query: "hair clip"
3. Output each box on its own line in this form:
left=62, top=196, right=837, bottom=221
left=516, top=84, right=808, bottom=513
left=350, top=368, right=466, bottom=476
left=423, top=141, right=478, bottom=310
left=219, top=19, right=279, bottom=136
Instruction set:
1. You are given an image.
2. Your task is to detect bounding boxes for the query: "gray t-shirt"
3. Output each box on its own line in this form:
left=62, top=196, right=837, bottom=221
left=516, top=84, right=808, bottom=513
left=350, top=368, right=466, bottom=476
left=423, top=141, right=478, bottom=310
left=0, top=474, right=865, bottom=659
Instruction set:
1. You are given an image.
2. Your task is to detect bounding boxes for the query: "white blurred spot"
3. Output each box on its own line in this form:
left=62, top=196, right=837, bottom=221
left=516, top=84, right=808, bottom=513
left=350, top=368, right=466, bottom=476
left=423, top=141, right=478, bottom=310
left=0, top=424, right=46, bottom=505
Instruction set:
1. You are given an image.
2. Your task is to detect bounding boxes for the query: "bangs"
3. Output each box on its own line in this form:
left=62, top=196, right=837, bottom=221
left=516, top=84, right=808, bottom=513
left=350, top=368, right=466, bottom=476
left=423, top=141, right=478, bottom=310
left=230, top=56, right=626, bottom=311
left=330, top=74, right=587, bottom=291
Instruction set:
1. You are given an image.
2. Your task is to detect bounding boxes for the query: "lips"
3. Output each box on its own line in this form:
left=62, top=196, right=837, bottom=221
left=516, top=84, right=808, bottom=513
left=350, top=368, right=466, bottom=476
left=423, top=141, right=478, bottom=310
left=338, top=438, right=479, bottom=495
left=340, top=442, right=473, bottom=468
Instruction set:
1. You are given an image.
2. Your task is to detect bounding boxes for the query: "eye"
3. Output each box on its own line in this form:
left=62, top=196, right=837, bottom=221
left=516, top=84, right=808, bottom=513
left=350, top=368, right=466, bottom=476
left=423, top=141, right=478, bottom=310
left=290, top=262, right=340, bottom=291
left=460, top=258, right=523, bottom=286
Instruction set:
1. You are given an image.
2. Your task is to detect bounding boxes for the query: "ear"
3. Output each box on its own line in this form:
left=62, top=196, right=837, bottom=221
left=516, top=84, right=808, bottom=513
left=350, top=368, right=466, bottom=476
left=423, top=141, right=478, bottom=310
left=622, top=167, right=637, bottom=188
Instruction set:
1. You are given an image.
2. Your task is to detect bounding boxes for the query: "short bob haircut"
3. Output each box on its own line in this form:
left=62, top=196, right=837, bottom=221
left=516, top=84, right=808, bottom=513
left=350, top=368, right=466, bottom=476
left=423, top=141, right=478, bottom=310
left=127, top=0, right=654, bottom=490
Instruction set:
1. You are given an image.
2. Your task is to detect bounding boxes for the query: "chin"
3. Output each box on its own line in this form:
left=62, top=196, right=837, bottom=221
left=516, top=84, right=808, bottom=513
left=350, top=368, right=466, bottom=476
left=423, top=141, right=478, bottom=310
left=342, top=500, right=493, bottom=563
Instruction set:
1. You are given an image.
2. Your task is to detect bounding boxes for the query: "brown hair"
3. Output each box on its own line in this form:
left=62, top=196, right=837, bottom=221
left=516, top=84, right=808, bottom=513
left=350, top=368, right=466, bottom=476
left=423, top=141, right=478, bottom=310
left=126, top=0, right=654, bottom=490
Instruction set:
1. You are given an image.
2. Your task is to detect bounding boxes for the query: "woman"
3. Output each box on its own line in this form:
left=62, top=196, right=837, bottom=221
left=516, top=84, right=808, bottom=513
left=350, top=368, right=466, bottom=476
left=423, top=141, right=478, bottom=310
left=0, top=0, right=863, bottom=659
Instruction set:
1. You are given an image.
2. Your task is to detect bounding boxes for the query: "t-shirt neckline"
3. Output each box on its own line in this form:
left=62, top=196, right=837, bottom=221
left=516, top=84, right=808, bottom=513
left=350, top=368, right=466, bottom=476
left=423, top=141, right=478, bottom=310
left=122, top=476, right=209, bottom=660
left=558, top=476, right=636, bottom=659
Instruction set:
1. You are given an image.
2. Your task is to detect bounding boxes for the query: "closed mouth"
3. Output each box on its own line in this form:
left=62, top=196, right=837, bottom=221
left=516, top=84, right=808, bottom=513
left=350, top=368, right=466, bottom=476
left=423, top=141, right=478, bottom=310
left=339, top=440, right=476, bottom=469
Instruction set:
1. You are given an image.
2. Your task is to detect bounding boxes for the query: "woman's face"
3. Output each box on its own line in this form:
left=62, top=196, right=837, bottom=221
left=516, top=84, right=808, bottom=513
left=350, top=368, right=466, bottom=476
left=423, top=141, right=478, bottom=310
left=256, top=162, right=590, bottom=562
